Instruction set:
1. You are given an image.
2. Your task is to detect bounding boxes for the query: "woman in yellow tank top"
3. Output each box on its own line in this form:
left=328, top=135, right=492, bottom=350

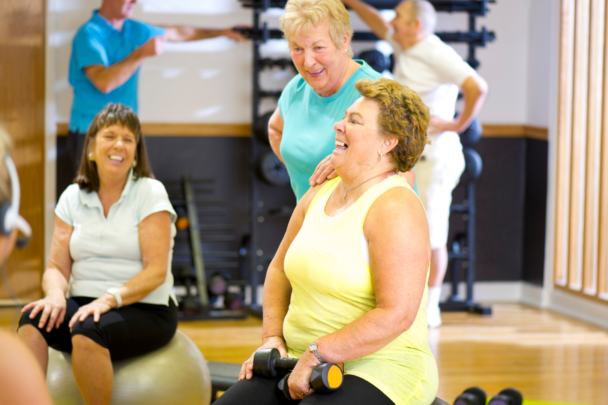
left=216, top=78, right=437, bottom=405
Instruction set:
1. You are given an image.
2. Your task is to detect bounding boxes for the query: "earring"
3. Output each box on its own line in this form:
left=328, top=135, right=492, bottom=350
left=378, top=151, right=383, bottom=160
left=132, top=160, right=137, bottom=168
left=88, top=152, right=94, bottom=161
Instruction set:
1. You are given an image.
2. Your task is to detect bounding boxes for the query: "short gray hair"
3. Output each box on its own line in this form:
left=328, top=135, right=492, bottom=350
left=407, top=1, right=437, bottom=35
left=280, top=0, right=354, bottom=57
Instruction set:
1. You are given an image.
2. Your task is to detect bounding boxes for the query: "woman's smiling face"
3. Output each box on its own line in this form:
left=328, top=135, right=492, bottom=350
left=331, top=97, right=385, bottom=173
left=289, top=21, right=351, bottom=97
left=91, top=124, right=136, bottom=183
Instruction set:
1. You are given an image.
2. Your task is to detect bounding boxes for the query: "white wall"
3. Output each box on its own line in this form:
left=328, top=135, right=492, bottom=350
left=50, top=0, right=548, bottom=127
left=526, top=0, right=553, bottom=127
left=52, top=0, right=254, bottom=124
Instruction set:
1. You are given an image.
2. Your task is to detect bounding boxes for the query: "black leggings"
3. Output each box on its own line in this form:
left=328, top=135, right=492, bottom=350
left=214, top=374, right=395, bottom=405
left=18, top=297, right=178, bottom=361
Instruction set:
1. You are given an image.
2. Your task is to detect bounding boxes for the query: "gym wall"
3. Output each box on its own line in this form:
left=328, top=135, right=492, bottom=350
left=50, top=0, right=551, bottom=289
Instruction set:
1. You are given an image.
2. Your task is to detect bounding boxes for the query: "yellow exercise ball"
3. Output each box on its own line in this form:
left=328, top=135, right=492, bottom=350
left=47, top=331, right=211, bottom=405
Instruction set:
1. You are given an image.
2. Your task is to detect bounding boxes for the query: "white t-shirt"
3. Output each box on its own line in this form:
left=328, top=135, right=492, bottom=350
left=385, top=32, right=476, bottom=151
left=55, top=174, right=177, bottom=305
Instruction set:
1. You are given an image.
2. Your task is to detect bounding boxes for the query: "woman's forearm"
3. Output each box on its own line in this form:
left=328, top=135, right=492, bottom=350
left=41, top=268, right=69, bottom=297
left=110, top=265, right=167, bottom=307
left=314, top=306, right=412, bottom=363
left=262, top=266, right=292, bottom=339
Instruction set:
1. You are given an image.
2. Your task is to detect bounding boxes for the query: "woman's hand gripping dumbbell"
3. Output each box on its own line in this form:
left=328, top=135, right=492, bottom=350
left=253, top=348, right=343, bottom=400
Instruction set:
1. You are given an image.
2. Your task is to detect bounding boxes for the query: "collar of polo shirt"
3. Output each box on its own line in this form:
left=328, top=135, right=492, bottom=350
left=78, top=167, right=136, bottom=208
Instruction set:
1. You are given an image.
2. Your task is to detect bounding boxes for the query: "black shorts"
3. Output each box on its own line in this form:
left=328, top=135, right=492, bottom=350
left=213, top=373, right=395, bottom=405
left=19, top=297, right=178, bottom=361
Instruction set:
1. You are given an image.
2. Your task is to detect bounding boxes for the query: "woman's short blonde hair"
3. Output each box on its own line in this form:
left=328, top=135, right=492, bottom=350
left=355, top=78, right=429, bottom=172
left=280, top=0, right=354, bottom=57
left=0, top=128, right=13, bottom=204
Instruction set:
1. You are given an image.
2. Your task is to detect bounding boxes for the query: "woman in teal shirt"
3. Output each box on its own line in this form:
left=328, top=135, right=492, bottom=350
left=268, top=0, right=388, bottom=201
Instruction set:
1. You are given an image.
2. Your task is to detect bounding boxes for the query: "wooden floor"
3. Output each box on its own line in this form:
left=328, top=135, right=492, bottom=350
left=2, top=304, right=607, bottom=404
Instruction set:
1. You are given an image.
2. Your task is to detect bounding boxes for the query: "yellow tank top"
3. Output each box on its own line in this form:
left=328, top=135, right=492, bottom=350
left=283, top=176, right=438, bottom=405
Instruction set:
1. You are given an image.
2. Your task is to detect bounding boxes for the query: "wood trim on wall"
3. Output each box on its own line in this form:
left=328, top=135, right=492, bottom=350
left=56, top=122, right=251, bottom=137
left=57, top=122, right=549, bottom=141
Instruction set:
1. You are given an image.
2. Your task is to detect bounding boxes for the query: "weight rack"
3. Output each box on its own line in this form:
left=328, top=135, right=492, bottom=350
left=240, top=0, right=496, bottom=318
left=163, top=176, right=247, bottom=320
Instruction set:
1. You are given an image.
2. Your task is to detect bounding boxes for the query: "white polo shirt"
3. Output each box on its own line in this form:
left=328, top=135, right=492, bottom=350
left=385, top=32, right=476, bottom=151
left=55, top=173, right=177, bottom=305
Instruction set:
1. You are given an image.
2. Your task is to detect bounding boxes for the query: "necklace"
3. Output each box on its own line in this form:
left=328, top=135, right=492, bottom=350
left=342, top=170, right=396, bottom=200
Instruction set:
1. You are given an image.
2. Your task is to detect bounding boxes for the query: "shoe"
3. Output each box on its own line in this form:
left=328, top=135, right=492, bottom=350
left=426, top=306, right=442, bottom=328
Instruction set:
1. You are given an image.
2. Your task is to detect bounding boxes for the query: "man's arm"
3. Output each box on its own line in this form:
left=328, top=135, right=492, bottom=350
left=84, top=36, right=164, bottom=94
left=429, top=73, right=489, bottom=134
left=342, top=0, right=389, bottom=40
left=83, top=26, right=247, bottom=94
left=163, top=26, right=248, bottom=42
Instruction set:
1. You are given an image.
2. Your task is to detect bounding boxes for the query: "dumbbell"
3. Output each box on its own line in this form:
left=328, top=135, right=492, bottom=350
left=453, top=387, right=486, bottom=405
left=174, top=206, right=189, bottom=231
left=459, top=117, right=482, bottom=147
left=253, top=348, right=343, bottom=398
left=488, top=388, right=523, bottom=405
left=208, top=272, right=228, bottom=296
left=459, top=148, right=483, bottom=184
left=257, top=152, right=290, bottom=186
left=224, top=291, right=244, bottom=310
left=358, top=49, right=389, bottom=73
left=255, top=111, right=273, bottom=145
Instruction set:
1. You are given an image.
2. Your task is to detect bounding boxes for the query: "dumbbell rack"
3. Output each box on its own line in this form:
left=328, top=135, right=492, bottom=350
left=163, top=175, right=247, bottom=320
left=242, top=0, right=297, bottom=318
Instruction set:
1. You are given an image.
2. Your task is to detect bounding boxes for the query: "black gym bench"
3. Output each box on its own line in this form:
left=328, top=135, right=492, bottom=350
left=208, top=361, right=449, bottom=405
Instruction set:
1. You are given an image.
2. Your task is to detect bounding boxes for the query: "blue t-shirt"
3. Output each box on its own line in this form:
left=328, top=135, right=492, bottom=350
left=68, top=11, right=166, bottom=133
left=278, top=60, right=383, bottom=201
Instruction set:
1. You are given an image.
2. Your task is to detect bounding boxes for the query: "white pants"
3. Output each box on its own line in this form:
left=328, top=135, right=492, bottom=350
left=415, top=132, right=465, bottom=249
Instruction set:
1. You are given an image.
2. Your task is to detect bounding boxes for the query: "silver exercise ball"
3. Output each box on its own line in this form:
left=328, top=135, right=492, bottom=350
left=47, top=331, right=211, bottom=405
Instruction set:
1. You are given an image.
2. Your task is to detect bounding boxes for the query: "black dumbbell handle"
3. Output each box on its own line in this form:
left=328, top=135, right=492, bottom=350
left=273, top=357, right=299, bottom=370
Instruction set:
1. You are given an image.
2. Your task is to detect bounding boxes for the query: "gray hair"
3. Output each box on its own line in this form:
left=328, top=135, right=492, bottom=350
left=407, top=1, right=437, bottom=35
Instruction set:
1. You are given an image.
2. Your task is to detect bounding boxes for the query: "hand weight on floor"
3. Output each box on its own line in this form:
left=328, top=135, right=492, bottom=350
left=488, top=388, right=523, bottom=405
left=257, top=152, right=290, bottom=186
left=453, top=387, right=487, bottom=405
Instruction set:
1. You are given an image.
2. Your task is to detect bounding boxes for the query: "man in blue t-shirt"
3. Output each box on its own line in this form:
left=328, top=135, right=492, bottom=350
left=67, top=0, right=247, bottom=175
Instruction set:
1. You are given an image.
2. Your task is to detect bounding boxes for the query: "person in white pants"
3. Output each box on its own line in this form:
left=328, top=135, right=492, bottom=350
left=341, top=0, right=488, bottom=327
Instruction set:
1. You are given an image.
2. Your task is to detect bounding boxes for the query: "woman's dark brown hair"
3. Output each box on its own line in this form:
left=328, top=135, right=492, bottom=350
left=76, top=103, right=154, bottom=192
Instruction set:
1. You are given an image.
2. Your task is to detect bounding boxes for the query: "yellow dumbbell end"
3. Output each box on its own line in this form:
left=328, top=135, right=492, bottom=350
left=327, top=364, right=343, bottom=389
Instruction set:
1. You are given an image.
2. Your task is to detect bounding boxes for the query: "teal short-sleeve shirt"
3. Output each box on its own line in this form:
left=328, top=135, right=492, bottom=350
left=278, top=60, right=383, bottom=201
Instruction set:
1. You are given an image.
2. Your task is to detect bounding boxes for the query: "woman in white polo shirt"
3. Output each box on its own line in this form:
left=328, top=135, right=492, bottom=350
left=18, top=103, right=177, bottom=404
